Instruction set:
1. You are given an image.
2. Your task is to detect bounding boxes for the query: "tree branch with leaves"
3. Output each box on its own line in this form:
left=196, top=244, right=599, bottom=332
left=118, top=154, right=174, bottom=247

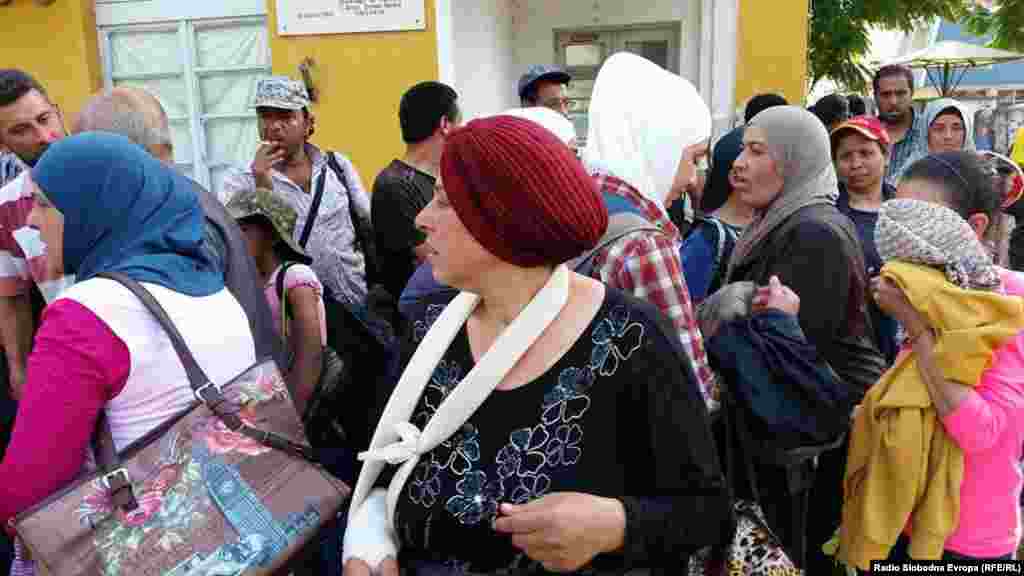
left=808, top=0, right=971, bottom=93
left=962, top=0, right=1024, bottom=52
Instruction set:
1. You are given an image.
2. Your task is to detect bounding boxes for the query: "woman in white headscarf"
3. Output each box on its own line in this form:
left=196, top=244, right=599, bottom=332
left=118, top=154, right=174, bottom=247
left=723, top=105, right=886, bottom=573
left=579, top=51, right=718, bottom=405
left=583, top=52, right=711, bottom=213
left=898, top=98, right=976, bottom=181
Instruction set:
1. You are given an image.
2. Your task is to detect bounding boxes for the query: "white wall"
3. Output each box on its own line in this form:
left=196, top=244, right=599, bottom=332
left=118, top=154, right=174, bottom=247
left=448, top=0, right=518, bottom=120
left=510, top=0, right=701, bottom=85
left=435, top=0, right=737, bottom=130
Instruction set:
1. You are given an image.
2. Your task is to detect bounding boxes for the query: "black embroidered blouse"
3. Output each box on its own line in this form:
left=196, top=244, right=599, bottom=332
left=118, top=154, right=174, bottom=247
left=371, top=288, right=729, bottom=574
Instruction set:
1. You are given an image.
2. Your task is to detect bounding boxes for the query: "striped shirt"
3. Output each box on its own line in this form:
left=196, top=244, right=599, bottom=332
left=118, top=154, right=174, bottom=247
left=0, top=172, right=73, bottom=302
left=884, top=110, right=927, bottom=187
left=589, top=172, right=715, bottom=404
left=0, top=152, right=24, bottom=188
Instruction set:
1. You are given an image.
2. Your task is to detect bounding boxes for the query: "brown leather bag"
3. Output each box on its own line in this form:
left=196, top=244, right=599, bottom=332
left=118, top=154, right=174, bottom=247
left=10, top=272, right=350, bottom=575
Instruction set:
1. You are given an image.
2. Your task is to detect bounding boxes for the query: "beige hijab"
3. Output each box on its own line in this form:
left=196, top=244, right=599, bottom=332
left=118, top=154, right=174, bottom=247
left=727, top=106, right=839, bottom=279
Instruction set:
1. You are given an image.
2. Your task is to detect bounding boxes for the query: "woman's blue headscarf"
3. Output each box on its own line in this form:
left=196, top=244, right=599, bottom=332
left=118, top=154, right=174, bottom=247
left=31, top=132, right=223, bottom=296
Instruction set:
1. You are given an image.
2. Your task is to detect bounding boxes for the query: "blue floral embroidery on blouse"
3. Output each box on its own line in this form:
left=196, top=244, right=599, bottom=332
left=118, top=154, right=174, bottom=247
left=545, top=423, right=584, bottom=467
left=413, top=304, right=447, bottom=343
left=427, top=360, right=463, bottom=411
left=541, top=367, right=595, bottom=426
left=408, top=304, right=647, bottom=530
left=497, top=424, right=548, bottom=478
left=440, top=424, right=482, bottom=476
left=408, top=461, right=443, bottom=507
left=445, top=470, right=503, bottom=525
left=508, top=472, right=552, bottom=505
left=590, top=306, right=645, bottom=376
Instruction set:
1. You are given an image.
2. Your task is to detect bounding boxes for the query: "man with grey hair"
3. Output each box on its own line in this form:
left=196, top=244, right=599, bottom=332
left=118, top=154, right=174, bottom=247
left=75, top=87, right=174, bottom=162
left=68, top=86, right=284, bottom=366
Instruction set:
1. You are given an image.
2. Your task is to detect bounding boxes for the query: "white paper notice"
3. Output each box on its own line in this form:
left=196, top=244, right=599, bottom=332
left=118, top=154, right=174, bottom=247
left=277, top=0, right=426, bottom=36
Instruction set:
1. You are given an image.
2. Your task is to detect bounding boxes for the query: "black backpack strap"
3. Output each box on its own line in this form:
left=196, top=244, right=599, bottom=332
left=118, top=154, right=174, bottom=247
left=324, top=153, right=352, bottom=213
left=324, top=152, right=361, bottom=245
left=705, top=217, right=739, bottom=296
left=299, top=164, right=328, bottom=249
left=570, top=211, right=663, bottom=273
left=95, top=273, right=316, bottom=465
left=324, top=152, right=380, bottom=283
left=276, top=262, right=299, bottom=338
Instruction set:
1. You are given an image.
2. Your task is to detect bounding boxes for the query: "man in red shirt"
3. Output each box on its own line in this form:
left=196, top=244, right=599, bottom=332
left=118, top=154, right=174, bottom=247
left=0, top=67, right=65, bottom=576
left=0, top=69, right=65, bottom=401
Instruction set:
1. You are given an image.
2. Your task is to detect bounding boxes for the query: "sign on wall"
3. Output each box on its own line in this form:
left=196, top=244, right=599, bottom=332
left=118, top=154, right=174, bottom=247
left=276, top=0, right=426, bottom=36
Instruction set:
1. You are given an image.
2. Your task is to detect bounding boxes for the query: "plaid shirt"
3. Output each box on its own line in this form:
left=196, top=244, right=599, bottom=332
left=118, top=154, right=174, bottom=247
left=884, top=109, right=926, bottom=187
left=589, top=172, right=715, bottom=402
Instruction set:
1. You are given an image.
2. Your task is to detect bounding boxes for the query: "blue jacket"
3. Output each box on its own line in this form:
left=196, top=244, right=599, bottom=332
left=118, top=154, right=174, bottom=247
left=707, top=310, right=854, bottom=446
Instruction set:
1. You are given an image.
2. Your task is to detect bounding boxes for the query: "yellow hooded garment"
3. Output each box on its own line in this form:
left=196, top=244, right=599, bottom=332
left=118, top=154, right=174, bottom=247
left=839, top=262, right=1024, bottom=570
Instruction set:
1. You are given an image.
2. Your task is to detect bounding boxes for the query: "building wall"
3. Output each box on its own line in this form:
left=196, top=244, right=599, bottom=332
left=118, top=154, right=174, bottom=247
left=266, top=0, right=440, bottom=186
left=511, top=0, right=701, bottom=85
left=448, top=0, right=517, bottom=120
left=735, top=0, right=809, bottom=106
left=0, top=0, right=102, bottom=124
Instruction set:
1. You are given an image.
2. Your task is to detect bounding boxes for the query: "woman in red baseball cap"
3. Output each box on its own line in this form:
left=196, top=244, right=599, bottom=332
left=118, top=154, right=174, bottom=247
left=831, top=115, right=901, bottom=364
left=342, top=116, right=729, bottom=575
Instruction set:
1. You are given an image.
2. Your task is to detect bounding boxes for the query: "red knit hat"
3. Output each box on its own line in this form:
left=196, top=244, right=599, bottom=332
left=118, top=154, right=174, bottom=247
left=440, top=116, right=608, bottom=268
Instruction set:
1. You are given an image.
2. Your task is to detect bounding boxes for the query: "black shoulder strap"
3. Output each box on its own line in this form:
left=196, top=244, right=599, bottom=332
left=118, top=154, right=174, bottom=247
left=325, top=152, right=351, bottom=198
left=570, top=212, right=663, bottom=273
left=325, top=152, right=362, bottom=241
left=706, top=217, right=739, bottom=296
left=323, top=152, right=379, bottom=282
left=708, top=218, right=728, bottom=268
left=94, top=273, right=316, bottom=479
left=276, top=261, right=300, bottom=330
left=299, top=159, right=333, bottom=249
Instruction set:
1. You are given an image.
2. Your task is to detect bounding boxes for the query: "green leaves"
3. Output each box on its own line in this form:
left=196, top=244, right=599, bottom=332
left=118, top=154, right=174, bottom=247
left=961, top=0, right=1024, bottom=52
left=809, top=0, right=972, bottom=92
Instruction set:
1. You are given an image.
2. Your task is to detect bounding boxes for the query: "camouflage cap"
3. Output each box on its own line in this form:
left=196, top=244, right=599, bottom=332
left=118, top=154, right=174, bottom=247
left=226, top=187, right=312, bottom=264
left=252, top=76, right=311, bottom=111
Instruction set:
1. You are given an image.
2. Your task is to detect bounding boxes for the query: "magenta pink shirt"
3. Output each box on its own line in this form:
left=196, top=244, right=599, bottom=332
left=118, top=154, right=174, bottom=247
left=0, top=299, right=129, bottom=532
left=916, top=268, right=1024, bottom=558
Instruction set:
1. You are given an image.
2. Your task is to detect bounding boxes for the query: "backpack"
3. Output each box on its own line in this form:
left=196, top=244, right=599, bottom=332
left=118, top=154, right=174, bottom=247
left=700, top=216, right=740, bottom=297
left=305, top=152, right=397, bottom=345
left=303, top=152, right=380, bottom=287
left=301, top=152, right=397, bottom=427
left=276, top=262, right=350, bottom=450
left=570, top=192, right=665, bottom=277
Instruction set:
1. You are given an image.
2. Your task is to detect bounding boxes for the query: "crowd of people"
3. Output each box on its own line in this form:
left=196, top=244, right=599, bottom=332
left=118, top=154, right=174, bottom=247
left=0, top=49, right=1023, bottom=576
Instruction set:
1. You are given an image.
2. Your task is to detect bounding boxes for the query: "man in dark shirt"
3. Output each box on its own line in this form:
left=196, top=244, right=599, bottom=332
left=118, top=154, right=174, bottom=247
left=372, top=82, right=460, bottom=299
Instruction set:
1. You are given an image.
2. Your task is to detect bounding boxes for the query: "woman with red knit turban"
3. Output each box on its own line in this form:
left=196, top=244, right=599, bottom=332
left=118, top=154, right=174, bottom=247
left=342, top=116, right=729, bottom=574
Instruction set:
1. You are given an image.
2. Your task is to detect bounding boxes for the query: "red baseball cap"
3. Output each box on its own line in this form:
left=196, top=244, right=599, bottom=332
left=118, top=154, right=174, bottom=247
left=830, top=115, right=892, bottom=149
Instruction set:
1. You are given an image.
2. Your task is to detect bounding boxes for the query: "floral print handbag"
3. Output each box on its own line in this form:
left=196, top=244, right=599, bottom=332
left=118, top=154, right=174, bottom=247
left=687, top=389, right=803, bottom=576
left=10, top=273, right=350, bottom=576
